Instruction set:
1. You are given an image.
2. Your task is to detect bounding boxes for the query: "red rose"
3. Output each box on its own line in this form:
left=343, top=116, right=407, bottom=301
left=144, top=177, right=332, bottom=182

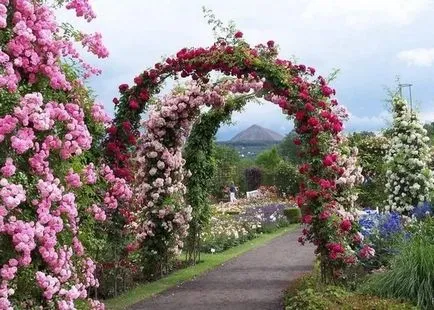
left=319, top=211, right=330, bottom=221
left=302, top=214, right=313, bottom=224
left=298, top=64, right=306, bottom=72
left=119, top=84, right=129, bottom=93
left=319, top=179, right=332, bottom=190
left=234, top=31, right=243, bottom=38
left=332, top=122, right=343, bottom=133
left=122, top=121, right=132, bottom=131
left=112, top=97, right=119, bottom=105
left=296, top=194, right=305, bottom=207
left=320, top=111, right=331, bottom=119
left=267, top=40, right=275, bottom=48
left=293, top=137, right=302, bottom=145
left=134, top=76, right=143, bottom=85
left=322, top=154, right=335, bottom=167
left=106, top=125, right=117, bottom=135
left=307, top=117, right=319, bottom=127
left=308, top=67, right=316, bottom=75
left=139, top=90, right=150, bottom=101
left=128, top=135, right=137, bottom=145
left=295, top=111, right=305, bottom=121
left=129, top=99, right=139, bottom=110
left=340, top=219, right=352, bottom=232
left=321, top=85, right=334, bottom=97
left=305, top=102, right=315, bottom=112
left=299, top=163, right=310, bottom=174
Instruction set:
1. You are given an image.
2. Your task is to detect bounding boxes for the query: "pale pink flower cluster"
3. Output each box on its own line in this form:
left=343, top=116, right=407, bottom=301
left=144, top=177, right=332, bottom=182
left=100, top=164, right=133, bottom=210
left=335, top=147, right=364, bottom=209
left=65, top=169, right=82, bottom=188
left=0, top=0, right=106, bottom=92
left=0, top=159, right=16, bottom=178
left=82, top=33, right=109, bottom=59
left=66, top=0, right=96, bottom=22
left=83, top=163, right=97, bottom=184
left=132, top=78, right=264, bottom=254
left=0, top=92, right=131, bottom=308
left=91, top=104, right=111, bottom=125
left=90, top=204, right=106, bottom=221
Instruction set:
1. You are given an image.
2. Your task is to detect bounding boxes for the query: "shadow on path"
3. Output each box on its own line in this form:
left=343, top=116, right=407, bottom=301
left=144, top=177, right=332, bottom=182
left=129, top=228, right=315, bottom=310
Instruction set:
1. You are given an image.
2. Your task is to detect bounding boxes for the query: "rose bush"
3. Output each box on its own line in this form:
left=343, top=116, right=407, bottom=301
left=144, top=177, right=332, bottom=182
left=0, top=0, right=130, bottom=308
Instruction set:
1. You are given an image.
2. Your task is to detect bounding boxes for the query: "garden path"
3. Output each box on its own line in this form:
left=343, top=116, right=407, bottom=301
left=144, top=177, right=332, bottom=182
left=129, top=228, right=315, bottom=310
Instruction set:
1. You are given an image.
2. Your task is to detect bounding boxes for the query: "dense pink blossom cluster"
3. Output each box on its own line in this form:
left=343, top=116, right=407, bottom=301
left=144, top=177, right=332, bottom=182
left=131, top=79, right=264, bottom=254
left=0, top=92, right=130, bottom=309
left=66, top=0, right=96, bottom=22
left=82, top=33, right=109, bottom=59
left=91, top=104, right=112, bottom=125
left=0, top=0, right=107, bottom=92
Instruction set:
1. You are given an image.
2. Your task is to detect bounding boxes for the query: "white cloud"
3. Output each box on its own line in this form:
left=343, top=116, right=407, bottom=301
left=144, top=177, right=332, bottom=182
left=346, top=110, right=390, bottom=131
left=397, top=48, right=434, bottom=67
left=55, top=0, right=434, bottom=135
left=302, top=0, right=431, bottom=29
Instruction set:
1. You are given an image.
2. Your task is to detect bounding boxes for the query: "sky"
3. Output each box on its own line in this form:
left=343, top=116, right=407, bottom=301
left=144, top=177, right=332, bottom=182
left=61, top=0, right=434, bottom=140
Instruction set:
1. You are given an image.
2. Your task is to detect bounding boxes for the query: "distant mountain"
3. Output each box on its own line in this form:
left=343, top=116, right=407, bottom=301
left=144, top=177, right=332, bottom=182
left=230, top=125, right=284, bottom=142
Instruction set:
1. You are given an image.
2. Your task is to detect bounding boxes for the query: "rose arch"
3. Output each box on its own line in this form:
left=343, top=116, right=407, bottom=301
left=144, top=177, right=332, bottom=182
left=106, top=34, right=371, bottom=281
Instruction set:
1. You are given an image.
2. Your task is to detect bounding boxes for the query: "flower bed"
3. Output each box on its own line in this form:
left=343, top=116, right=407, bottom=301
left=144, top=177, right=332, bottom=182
left=201, top=200, right=295, bottom=253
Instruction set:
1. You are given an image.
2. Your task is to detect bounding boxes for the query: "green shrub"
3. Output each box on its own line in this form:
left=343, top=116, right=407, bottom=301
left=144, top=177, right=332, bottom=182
left=275, top=161, right=301, bottom=197
left=361, top=218, right=434, bottom=310
left=284, top=208, right=301, bottom=223
left=285, top=273, right=418, bottom=310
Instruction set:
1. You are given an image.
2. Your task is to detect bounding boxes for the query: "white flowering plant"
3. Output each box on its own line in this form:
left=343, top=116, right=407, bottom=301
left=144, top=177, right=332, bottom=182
left=384, top=97, right=434, bottom=213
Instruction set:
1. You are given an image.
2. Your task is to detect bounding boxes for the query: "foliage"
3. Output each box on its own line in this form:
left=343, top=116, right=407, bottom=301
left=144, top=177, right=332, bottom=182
left=256, top=147, right=282, bottom=171
left=184, top=93, right=251, bottom=264
left=284, top=208, right=302, bottom=223
left=278, top=130, right=303, bottom=164
left=256, top=147, right=283, bottom=185
left=361, top=217, right=434, bottom=310
left=384, top=96, right=434, bottom=213
left=423, top=122, right=434, bottom=145
left=347, top=132, right=389, bottom=209
left=210, top=144, right=242, bottom=200
left=244, top=167, right=263, bottom=191
left=274, top=160, right=301, bottom=197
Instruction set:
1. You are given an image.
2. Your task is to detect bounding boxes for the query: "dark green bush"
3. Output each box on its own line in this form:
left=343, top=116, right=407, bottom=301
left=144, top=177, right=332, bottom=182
left=284, top=208, right=301, bottom=223
left=244, top=167, right=262, bottom=191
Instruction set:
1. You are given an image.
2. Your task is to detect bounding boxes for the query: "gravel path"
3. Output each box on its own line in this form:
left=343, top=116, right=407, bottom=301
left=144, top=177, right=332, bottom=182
left=129, top=229, right=315, bottom=310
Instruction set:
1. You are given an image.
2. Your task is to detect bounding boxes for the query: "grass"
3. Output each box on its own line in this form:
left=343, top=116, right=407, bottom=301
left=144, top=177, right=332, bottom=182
left=104, top=224, right=298, bottom=310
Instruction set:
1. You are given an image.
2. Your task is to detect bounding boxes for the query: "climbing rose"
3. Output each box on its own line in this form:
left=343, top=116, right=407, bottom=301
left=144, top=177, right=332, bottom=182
left=340, top=219, right=352, bottom=232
